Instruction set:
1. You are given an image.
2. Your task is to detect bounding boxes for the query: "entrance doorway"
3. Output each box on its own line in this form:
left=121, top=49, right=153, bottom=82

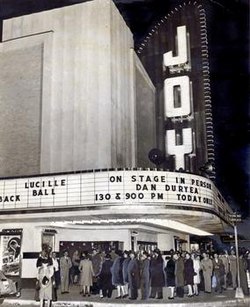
left=59, top=241, right=123, bottom=257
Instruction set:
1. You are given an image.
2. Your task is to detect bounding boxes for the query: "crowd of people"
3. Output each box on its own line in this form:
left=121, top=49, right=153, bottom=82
left=35, top=247, right=250, bottom=307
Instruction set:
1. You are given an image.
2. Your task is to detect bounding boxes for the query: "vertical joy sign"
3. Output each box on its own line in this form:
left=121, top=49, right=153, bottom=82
left=164, top=25, right=194, bottom=170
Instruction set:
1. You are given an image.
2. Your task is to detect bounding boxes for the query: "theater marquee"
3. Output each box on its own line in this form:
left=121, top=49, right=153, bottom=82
left=0, top=170, right=230, bottom=218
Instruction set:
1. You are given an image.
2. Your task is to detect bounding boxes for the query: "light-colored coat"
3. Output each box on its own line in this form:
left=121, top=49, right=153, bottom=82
left=79, top=259, right=94, bottom=286
left=220, top=255, right=229, bottom=274
left=37, top=264, right=54, bottom=300
left=201, top=258, right=213, bottom=292
left=193, top=259, right=201, bottom=284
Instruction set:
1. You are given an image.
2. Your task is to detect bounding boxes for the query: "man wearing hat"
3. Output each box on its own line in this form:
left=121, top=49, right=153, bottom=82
left=98, top=254, right=113, bottom=298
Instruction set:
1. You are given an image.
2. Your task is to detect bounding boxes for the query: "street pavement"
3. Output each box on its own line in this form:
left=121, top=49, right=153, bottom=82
left=2, top=285, right=250, bottom=307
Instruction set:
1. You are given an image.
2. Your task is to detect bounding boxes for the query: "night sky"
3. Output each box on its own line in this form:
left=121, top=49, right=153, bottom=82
left=0, top=0, right=249, bottom=218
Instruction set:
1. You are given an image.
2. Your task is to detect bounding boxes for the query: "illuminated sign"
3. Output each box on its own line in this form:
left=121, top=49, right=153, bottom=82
left=137, top=2, right=215, bottom=175
left=0, top=170, right=230, bottom=219
left=164, top=25, right=193, bottom=170
left=163, top=25, right=188, bottom=67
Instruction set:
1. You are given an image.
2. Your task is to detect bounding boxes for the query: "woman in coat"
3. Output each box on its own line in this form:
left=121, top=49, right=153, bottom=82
left=127, top=251, right=140, bottom=300
left=37, top=259, right=54, bottom=307
left=184, top=253, right=195, bottom=297
left=164, top=255, right=175, bottom=299
left=110, top=250, right=125, bottom=298
left=149, top=249, right=165, bottom=299
left=191, top=253, right=201, bottom=296
left=174, top=252, right=185, bottom=298
left=79, top=252, right=94, bottom=296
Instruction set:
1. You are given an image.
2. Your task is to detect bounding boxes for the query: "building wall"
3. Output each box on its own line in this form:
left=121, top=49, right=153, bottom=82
left=0, top=43, right=42, bottom=176
left=157, top=233, right=174, bottom=251
left=134, top=54, right=156, bottom=167
left=0, top=0, right=141, bottom=176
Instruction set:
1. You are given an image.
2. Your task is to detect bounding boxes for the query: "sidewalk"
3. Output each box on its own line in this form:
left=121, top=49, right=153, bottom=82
left=2, top=285, right=250, bottom=307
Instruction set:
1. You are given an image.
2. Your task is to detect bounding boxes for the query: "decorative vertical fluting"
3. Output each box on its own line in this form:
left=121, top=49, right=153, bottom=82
left=197, top=3, right=216, bottom=179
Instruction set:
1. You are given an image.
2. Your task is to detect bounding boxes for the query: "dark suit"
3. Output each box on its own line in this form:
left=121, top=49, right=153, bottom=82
left=128, top=258, right=140, bottom=300
left=150, top=256, right=165, bottom=299
left=139, top=258, right=150, bottom=300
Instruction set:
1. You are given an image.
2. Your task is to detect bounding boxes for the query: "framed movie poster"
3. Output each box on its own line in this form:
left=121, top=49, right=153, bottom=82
left=41, top=233, right=55, bottom=254
left=0, top=230, right=22, bottom=277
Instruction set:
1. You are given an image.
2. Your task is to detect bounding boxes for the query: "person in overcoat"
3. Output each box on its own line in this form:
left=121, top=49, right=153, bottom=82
left=219, top=251, right=229, bottom=289
left=59, top=250, right=72, bottom=294
left=110, top=250, right=125, bottom=298
left=127, top=251, right=140, bottom=300
left=201, top=252, right=213, bottom=293
left=149, top=249, right=165, bottom=299
left=174, top=252, right=185, bottom=298
left=184, top=253, right=195, bottom=297
left=228, top=249, right=237, bottom=289
left=122, top=250, right=130, bottom=298
left=191, top=253, right=201, bottom=296
left=164, top=255, right=175, bottom=299
left=91, top=249, right=102, bottom=295
left=98, top=253, right=113, bottom=298
left=139, top=251, right=150, bottom=300
left=70, top=250, right=80, bottom=285
left=37, top=259, right=54, bottom=307
left=239, top=254, right=249, bottom=295
left=78, top=252, right=94, bottom=296
left=212, top=253, right=225, bottom=293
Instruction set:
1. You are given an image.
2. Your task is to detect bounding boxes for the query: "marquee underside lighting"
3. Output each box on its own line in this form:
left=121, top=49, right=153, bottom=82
left=51, top=218, right=213, bottom=236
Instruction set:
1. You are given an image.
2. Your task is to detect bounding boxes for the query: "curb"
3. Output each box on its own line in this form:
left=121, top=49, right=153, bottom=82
left=3, top=298, right=250, bottom=307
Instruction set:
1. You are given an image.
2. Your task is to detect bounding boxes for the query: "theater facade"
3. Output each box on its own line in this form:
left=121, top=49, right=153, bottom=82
left=0, top=0, right=233, bottom=284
